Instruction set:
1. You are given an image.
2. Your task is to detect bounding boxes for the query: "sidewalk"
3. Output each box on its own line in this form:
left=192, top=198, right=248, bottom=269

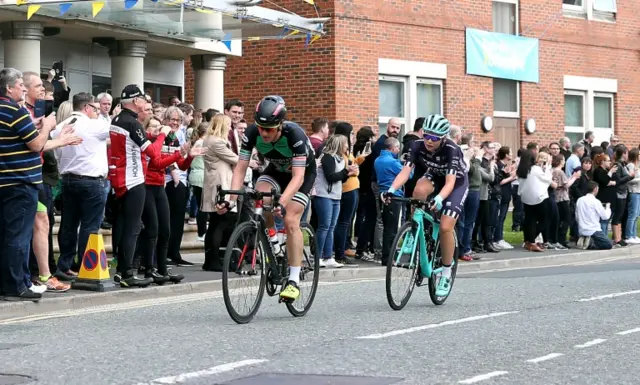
left=1, top=245, right=638, bottom=321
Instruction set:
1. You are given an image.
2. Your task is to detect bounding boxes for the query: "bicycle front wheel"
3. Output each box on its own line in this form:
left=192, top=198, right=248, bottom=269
left=222, top=221, right=267, bottom=324
left=386, top=222, right=419, bottom=311
left=286, top=223, right=320, bottom=317
left=428, top=229, right=459, bottom=305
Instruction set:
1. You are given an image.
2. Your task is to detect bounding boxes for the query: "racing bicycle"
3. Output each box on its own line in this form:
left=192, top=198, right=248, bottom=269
left=385, top=196, right=459, bottom=310
left=216, top=186, right=319, bottom=324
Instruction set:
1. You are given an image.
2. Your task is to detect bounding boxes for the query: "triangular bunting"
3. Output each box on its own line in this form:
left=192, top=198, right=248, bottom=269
left=247, top=36, right=260, bottom=41
left=286, top=29, right=299, bottom=38
left=277, top=27, right=289, bottom=39
left=27, top=4, right=40, bottom=19
left=16, top=0, right=28, bottom=5
left=195, top=8, right=213, bottom=13
left=304, top=32, right=311, bottom=48
left=124, top=0, right=137, bottom=9
left=303, top=0, right=314, bottom=4
left=59, top=2, right=72, bottom=15
left=92, top=1, right=104, bottom=17
left=221, top=32, right=232, bottom=51
left=310, top=34, right=321, bottom=45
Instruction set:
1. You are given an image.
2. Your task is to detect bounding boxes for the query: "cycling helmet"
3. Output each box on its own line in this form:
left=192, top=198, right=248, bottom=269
left=254, top=95, right=287, bottom=128
left=423, top=114, right=451, bottom=137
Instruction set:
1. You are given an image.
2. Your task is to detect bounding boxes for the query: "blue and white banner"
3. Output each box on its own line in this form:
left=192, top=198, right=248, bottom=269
left=465, top=28, right=540, bottom=83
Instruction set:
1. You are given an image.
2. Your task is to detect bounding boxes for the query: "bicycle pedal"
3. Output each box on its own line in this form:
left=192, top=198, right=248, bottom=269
left=432, top=267, right=443, bottom=275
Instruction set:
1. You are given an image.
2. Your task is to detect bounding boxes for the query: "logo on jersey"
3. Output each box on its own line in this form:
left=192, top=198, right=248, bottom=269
left=293, top=140, right=303, bottom=147
left=137, top=129, right=146, bottom=142
left=242, top=134, right=248, bottom=143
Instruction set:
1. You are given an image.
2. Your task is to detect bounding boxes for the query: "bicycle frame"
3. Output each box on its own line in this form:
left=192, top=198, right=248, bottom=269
left=392, top=199, right=440, bottom=279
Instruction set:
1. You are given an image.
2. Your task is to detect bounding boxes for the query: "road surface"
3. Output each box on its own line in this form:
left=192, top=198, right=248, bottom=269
left=1, top=258, right=640, bottom=385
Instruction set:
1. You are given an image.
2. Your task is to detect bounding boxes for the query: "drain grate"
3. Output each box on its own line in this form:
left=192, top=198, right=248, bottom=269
left=0, top=374, right=34, bottom=385
left=221, top=373, right=403, bottom=385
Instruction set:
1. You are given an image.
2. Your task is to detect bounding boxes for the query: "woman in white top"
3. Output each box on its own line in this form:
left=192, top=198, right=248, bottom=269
left=517, top=150, right=553, bottom=252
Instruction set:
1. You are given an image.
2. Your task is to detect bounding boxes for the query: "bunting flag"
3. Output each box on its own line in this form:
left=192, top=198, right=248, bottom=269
left=221, top=32, right=232, bottom=51
left=195, top=7, right=213, bottom=13
left=124, top=0, right=137, bottom=9
left=310, top=34, right=321, bottom=45
left=16, top=0, right=28, bottom=5
left=277, top=27, right=289, bottom=39
left=59, top=2, right=72, bottom=15
left=303, top=0, right=314, bottom=4
left=286, top=29, right=299, bottom=38
left=304, top=32, right=310, bottom=48
left=247, top=36, right=260, bottom=41
left=27, top=4, right=40, bottom=19
left=92, top=1, right=104, bottom=17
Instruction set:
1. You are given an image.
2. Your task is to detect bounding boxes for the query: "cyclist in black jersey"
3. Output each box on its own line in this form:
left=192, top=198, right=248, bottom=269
left=216, top=95, right=316, bottom=302
left=383, top=114, right=468, bottom=297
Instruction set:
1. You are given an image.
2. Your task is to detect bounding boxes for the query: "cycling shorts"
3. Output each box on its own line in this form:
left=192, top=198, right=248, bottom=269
left=422, top=173, right=468, bottom=220
left=256, top=168, right=316, bottom=209
left=37, top=187, right=47, bottom=213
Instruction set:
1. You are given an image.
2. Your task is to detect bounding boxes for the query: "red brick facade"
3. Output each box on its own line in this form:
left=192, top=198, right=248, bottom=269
left=184, top=0, right=639, bottom=147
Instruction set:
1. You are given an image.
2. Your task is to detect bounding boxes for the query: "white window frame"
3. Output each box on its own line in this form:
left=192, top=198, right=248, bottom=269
left=492, top=0, right=520, bottom=118
left=563, top=90, right=587, bottom=135
left=378, top=74, right=409, bottom=133
left=593, top=92, right=615, bottom=131
left=563, top=75, right=617, bottom=144
left=562, top=0, right=616, bottom=22
left=378, top=59, right=447, bottom=137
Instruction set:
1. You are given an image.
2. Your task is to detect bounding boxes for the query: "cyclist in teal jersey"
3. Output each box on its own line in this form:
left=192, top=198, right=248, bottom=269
left=216, top=95, right=316, bottom=301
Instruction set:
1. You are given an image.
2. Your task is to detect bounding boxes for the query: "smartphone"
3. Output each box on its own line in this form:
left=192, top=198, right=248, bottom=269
left=34, top=99, right=46, bottom=118
left=52, top=61, right=64, bottom=80
left=364, top=141, right=372, bottom=153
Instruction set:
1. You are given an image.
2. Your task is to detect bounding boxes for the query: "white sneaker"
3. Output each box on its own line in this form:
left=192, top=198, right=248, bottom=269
left=324, top=258, right=344, bottom=268
left=29, top=283, right=47, bottom=294
left=634, top=237, right=640, bottom=244
left=535, top=234, right=543, bottom=244
left=197, top=235, right=205, bottom=242
left=497, top=240, right=513, bottom=249
left=628, top=237, right=640, bottom=244
left=319, top=259, right=327, bottom=268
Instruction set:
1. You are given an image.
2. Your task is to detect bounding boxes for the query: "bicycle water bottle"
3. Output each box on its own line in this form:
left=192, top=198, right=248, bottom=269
left=267, top=228, right=284, bottom=256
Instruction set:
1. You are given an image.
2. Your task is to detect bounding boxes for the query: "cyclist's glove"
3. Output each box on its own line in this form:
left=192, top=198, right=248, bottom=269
left=381, top=188, right=395, bottom=205
left=275, top=203, right=287, bottom=217
left=429, top=194, right=444, bottom=211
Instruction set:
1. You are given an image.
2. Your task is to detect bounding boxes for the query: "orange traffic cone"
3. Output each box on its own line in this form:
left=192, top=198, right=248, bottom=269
left=72, top=233, right=114, bottom=291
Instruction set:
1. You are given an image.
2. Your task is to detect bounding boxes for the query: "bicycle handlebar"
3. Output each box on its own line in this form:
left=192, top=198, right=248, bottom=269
left=216, top=185, right=281, bottom=209
left=388, top=195, right=441, bottom=222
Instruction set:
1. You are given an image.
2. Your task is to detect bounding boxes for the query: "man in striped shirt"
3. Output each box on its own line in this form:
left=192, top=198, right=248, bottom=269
left=0, top=68, right=57, bottom=302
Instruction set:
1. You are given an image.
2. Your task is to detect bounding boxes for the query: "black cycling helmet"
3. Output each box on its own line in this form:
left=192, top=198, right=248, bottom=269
left=254, top=95, right=287, bottom=128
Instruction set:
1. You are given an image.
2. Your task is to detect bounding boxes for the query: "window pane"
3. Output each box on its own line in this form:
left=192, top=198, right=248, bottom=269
left=565, top=132, right=584, bottom=145
left=563, top=0, right=583, bottom=5
left=564, top=94, right=584, bottom=127
left=493, top=79, right=518, bottom=113
left=379, top=80, right=405, bottom=118
left=594, top=97, right=612, bottom=128
left=417, top=83, right=441, bottom=118
left=593, top=0, right=616, bottom=11
left=92, top=76, right=111, bottom=97
left=492, top=2, right=516, bottom=35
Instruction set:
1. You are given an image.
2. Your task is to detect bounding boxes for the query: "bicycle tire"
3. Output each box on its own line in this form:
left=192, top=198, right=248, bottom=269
left=428, top=229, right=460, bottom=306
left=286, top=223, right=320, bottom=317
left=385, top=222, right=419, bottom=311
left=222, top=221, right=267, bottom=324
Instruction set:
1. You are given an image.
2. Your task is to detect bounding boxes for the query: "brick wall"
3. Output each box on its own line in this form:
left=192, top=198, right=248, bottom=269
left=185, top=0, right=640, bottom=145
left=184, top=56, right=195, bottom=104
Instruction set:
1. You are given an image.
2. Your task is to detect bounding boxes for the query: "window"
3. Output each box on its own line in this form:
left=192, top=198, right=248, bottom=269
left=563, top=0, right=616, bottom=21
left=92, top=76, right=111, bottom=97
left=492, top=0, right=520, bottom=117
left=145, top=83, right=183, bottom=105
left=378, top=76, right=406, bottom=137
left=416, top=79, right=442, bottom=118
left=564, top=90, right=615, bottom=143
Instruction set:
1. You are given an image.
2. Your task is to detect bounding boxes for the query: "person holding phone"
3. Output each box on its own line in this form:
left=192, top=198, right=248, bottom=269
left=516, top=150, right=553, bottom=252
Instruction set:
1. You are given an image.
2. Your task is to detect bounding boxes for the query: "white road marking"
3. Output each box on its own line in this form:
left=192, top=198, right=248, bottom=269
left=578, top=290, right=640, bottom=302
left=133, top=359, right=268, bottom=384
left=458, top=371, right=509, bottom=384
left=355, top=311, right=519, bottom=340
left=617, top=327, right=640, bottom=335
left=526, top=353, right=564, bottom=363
left=574, top=338, right=607, bottom=348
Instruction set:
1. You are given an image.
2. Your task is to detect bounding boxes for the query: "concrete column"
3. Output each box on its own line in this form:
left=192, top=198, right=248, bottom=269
left=109, top=40, right=147, bottom=98
left=190, top=55, right=226, bottom=112
left=0, top=22, right=43, bottom=73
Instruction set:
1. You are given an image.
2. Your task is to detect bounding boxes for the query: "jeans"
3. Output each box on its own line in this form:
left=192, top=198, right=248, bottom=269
left=191, top=186, right=208, bottom=237
left=493, top=198, right=510, bottom=242
left=462, top=190, right=480, bottom=253
left=511, top=184, right=523, bottom=230
left=382, top=200, right=403, bottom=264
left=334, top=189, right=358, bottom=260
left=0, top=184, right=38, bottom=295
left=371, top=182, right=383, bottom=252
left=589, top=230, right=613, bottom=250
left=356, top=191, right=377, bottom=253
left=314, top=197, right=340, bottom=259
left=625, top=193, right=640, bottom=239
left=102, top=179, right=111, bottom=222
left=57, top=177, right=106, bottom=273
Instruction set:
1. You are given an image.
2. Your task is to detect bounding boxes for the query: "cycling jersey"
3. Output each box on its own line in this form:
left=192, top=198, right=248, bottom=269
left=109, top=108, right=164, bottom=197
left=408, top=138, right=468, bottom=219
left=239, top=121, right=316, bottom=206
left=239, top=121, right=314, bottom=173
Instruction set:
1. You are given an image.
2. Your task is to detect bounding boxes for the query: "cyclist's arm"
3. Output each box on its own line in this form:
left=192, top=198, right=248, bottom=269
left=229, top=159, right=249, bottom=201
left=389, top=163, right=413, bottom=192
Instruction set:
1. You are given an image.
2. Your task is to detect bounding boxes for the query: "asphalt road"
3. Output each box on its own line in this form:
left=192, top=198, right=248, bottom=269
left=1, top=259, right=640, bottom=385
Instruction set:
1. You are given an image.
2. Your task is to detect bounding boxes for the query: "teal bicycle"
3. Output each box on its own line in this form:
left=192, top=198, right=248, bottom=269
left=385, top=196, right=459, bottom=310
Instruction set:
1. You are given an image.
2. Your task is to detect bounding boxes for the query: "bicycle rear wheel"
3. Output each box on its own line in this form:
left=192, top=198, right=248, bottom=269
left=428, top=229, right=459, bottom=305
left=386, top=222, right=419, bottom=311
left=222, top=221, right=267, bottom=324
left=286, top=223, right=320, bottom=317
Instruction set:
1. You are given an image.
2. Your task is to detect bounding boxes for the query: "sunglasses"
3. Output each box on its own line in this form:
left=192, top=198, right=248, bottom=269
left=257, top=124, right=277, bottom=132
left=423, top=133, right=443, bottom=142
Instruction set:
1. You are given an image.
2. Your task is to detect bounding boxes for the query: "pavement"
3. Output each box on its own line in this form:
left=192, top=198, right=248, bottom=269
left=1, top=255, right=640, bottom=384
left=2, top=245, right=640, bottom=321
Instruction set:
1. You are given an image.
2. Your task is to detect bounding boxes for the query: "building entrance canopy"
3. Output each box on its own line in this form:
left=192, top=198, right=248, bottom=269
left=0, top=0, right=328, bottom=44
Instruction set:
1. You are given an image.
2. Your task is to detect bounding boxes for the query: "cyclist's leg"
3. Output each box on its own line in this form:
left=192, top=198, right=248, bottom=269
left=254, top=175, right=281, bottom=229
left=412, top=175, right=435, bottom=201
left=436, top=186, right=467, bottom=295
